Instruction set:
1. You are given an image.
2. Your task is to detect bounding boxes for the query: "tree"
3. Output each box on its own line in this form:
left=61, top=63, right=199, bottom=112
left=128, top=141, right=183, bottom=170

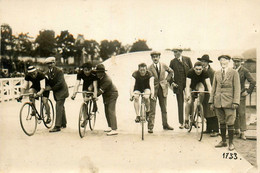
left=83, top=39, right=99, bottom=62
left=99, top=40, right=124, bottom=61
left=129, top=39, right=151, bottom=52
left=14, top=32, right=33, bottom=57
left=55, top=30, right=75, bottom=64
left=35, top=30, right=56, bottom=57
left=1, top=24, right=14, bottom=58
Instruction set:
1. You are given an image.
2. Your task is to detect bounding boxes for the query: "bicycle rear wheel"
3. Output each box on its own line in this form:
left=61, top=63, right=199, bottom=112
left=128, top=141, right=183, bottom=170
left=195, top=104, right=204, bottom=141
left=88, top=100, right=97, bottom=131
left=20, top=102, right=37, bottom=136
left=42, top=99, right=55, bottom=129
left=79, top=103, right=88, bottom=138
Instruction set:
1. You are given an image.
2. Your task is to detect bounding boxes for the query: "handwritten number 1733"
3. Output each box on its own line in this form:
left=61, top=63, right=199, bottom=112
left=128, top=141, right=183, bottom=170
left=223, top=153, right=238, bottom=160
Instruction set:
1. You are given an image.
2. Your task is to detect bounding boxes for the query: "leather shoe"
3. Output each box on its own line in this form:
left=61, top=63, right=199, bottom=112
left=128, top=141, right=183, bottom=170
left=61, top=124, right=66, bottom=129
left=210, top=132, right=219, bottom=137
left=179, top=124, right=184, bottom=129
left=228, top=143, right=235, bottom=151
left=240, top=132, right=246, bottom=140
left=45, top=117, right=51, bottom=124
left=163, top=125, right=174, bottom=130
left=148, top=129, right=153, bottom=133
left=49, top=127, right=61, bottom=133
left=215, top=141, right=227, bottom=148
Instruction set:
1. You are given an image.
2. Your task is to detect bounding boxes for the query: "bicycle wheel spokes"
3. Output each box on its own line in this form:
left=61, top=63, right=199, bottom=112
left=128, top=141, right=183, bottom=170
left=140, top=102, right=146, bottom=140
left=79, top=103, right=88, bottom=138
left=20, top=103, right=37, bottom=136
left=42, top=99, right=55, bottom=129
left=196, top=105, right=204, bottom=141
left=88, top=101, right=96, bottom=131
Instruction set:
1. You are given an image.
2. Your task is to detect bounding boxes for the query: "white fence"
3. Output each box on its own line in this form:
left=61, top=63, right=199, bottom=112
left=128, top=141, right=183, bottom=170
left=0, top=74, right=76, bottom=102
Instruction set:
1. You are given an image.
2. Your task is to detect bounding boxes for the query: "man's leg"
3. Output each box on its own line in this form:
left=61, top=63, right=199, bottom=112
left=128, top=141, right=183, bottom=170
left=215, top=108, right=227, bottom=147
left=176, top=91, right=184, bottom=126
left=148, top=96, right=157, bottom=132
left=61, top=103, right=67, bottom=127
left=234, top=108, right=240, bottom=135
left=42, top=97, right=51, bottom=123
left=104, top=103, right=111, bottom=128
left=107, top=98, right=118, bottom=130
left=54, top=99, right=65, bottom=127
left=143, top=89, right=151, bottom=112
left=157, top=86, right=170, bottom=128
left=225, top=108, right=236, bottom=150
left=184, top=99, right=192, bottom=129
left=133, top=91, right=141, bottom=121
left=238, top=98, right=247, bottom=140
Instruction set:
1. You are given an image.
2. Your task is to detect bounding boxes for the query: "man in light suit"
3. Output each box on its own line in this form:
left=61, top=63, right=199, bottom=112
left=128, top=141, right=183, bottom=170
left=147, top=51, right=174, bottom=133
left=45, top=57, right=69, bottom=132
left=169, top=48, right=193, bottom=129
left=209, top=55, right=240, bottom=151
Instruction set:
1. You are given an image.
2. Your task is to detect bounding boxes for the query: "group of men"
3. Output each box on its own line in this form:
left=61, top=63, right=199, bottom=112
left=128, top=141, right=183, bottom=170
left=19, top=49, right=256, bottom=150
left=130, top=48, right=255, bottom=151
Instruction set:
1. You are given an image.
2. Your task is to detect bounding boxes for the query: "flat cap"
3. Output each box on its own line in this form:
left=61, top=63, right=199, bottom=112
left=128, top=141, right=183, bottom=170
left=232, top=55, right=243, bottom=62
left=44, top=57, right=56, bottom=64
left=218, top=55, right=231, bottom=61
left=150, top=51, right=161, bottom=56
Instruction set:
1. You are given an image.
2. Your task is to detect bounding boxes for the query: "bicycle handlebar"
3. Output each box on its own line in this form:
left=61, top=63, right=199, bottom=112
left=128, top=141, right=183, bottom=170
left=75, top=91, right=94, bottom=94
left=191, top=91, right=210, bottom=94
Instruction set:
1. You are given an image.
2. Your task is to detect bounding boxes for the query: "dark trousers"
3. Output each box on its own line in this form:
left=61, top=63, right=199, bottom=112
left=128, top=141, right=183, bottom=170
left=148, top=86, right=168, bottom=130
left=176, top=90, right=184, bottom=125
left=206, top=116, right=219, bottom=132
left=104, top=98, right=118, bottom=130
left=55, top=99, right=67, bottom=127
left=234, top=98, right=247, bottom=132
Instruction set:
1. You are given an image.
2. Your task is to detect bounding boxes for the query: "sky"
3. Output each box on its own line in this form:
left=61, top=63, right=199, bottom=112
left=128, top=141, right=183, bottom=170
left=0, top=0, right=260, bottom=51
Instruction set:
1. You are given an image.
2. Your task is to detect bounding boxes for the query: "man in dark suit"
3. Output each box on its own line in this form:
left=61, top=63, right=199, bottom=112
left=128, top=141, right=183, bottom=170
left=198, top=54, right=219, bottom=137
left=147, top=51, right=174, bottom=133
left=232, top=56, right=256, bottom=140
left=45, top=57, right=69, bottom=132
left=95, top=64, right=119, bottom=136
left=169, top=48, right=193, bottom=129
left=209, top=55, right=240, bottom=151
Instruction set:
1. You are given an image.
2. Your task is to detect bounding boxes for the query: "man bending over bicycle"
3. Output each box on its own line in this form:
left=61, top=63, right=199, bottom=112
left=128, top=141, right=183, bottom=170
left=71, top=62, right=98, bottom=127
left=130, top=63, right=155, bottom=123
left=19, top=66, right=51, bottom=123
left=184, top=61, right=212, bottom=129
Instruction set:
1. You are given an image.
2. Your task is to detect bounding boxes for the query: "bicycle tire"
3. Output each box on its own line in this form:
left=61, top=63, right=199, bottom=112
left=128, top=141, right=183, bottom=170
left=88, top=100, right=97, bottom=131
left=196, top=104, right=204, bottom=141
left=79, top=103, right=88, bottom=138
left=20, top=102, right=37, bottom=136
left=42, top=99, right=55, bottom=129
left=140, top=102, right=145, bottom=140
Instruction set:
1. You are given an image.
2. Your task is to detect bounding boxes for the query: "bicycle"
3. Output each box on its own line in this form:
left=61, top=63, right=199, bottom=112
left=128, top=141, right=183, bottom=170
left=17, top=93, right=55, bottom=136
left=130, top=93, right=150, bottom=140
left=72, top=91, right=97, bottom=138
left=187, top=91, right=209, bottom=141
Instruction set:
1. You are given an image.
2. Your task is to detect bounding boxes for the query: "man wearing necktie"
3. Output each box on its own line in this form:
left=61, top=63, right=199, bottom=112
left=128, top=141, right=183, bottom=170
left=169, top=48, right=193, bottom=129
left=209, top=55, right=240, bottom=151
left=147, top=51, right=174, bottom=133
left=45, top=57, right=69, bottom=132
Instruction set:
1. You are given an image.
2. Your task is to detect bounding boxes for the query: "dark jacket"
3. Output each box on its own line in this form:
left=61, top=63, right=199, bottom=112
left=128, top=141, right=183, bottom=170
left=97, top=74, right=118, bottom=104
left=46, top=66, right=69, bottom=101
left=237, top=66, right=256, bottom=100
left=169, top=56, right=193, bottom=93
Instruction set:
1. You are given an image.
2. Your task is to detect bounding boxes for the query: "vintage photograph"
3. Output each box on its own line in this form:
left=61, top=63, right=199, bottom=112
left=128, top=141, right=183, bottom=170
left=0, top=0, right=259, bottom=172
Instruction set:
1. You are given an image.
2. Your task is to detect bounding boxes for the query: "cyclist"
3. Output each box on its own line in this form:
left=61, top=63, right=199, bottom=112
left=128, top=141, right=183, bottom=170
left=19, top=66, right=51, bottom=124
left=130, top=63, right=155, bottom=123
left=71, top=62, right=98, bottom=127
left=184, top=61, right=212, bottom=129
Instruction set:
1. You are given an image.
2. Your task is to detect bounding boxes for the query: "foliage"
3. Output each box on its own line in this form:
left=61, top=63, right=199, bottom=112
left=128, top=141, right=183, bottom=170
left=35, top=30, right=56, bottom=57
left=129, top=39, right=150, bottom=52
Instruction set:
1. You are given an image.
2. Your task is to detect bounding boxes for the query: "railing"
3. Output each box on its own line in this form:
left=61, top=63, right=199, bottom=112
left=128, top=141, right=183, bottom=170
left=0, top=74, right=76, bottom=102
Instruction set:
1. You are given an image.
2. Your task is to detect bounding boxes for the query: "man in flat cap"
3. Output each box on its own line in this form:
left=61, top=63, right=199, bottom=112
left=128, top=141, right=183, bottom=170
left=198, top=54, right=219, bottom=137
left=169, top=48, right=192, bottom=129
left=209, top=55, right=240, bottom=151
left=45, top=57, right=69, bottom=132
left=95, top=64, right=119, bottom=136
left=232, top=56, right=256, bottom=140
left=147, top=51, right=174, bottom=133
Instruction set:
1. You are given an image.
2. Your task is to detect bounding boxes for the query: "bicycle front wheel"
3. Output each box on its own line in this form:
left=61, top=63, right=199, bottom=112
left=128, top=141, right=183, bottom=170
left=42, top=99, right=55, bottom=129
left=20, top=102, right=37, bottom=136
left=88, top=100, right=97, bottom=131
left=195, top=104, right=204, bottom=141
left=79, top=103, right=88, bottom=138
left=140, top=103, right=146, bottom=140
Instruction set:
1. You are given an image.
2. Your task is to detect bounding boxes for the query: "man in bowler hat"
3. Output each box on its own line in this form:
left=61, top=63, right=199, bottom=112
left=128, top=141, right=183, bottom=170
left=198, top=54, right=219, bottom=137
left=95, top=64, right=119, bottom=136
left=169, top=48, right=193, bottom=129
left=45, top=57, right=69, bottom=132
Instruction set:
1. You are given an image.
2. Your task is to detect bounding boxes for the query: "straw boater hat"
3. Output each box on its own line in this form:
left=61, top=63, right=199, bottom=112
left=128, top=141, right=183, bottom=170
left=44, top=57, right=56, bottom=64
left=27, top=66, right=36, bottom=73
left=197, top=54, right=213, bottom=63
